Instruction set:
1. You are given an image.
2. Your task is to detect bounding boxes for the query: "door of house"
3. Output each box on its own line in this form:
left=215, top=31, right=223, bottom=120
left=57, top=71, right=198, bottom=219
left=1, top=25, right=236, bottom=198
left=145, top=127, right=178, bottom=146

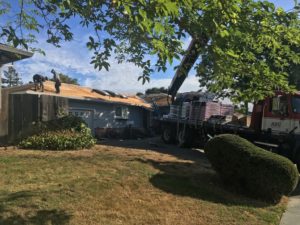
left=69, top=109, right=94, bottom=134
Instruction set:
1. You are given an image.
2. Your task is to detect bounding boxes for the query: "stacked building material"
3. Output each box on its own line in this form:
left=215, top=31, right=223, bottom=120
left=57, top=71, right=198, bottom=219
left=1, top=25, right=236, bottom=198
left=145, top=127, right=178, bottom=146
left=169, top=105, right=180, bottom=118
left=220, top=104, right=234, bottom=116
left=199, top=102, right=221, bottom=121
left=180, top=102, right=191, bottom=119
left=189, top=102, right=202, bottom=124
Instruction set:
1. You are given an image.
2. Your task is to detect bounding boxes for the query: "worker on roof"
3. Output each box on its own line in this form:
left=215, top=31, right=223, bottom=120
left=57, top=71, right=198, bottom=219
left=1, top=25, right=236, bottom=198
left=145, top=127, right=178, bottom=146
left=33, top=74, right=48, bottom=92
left=51, top=69, right=61, bottom=94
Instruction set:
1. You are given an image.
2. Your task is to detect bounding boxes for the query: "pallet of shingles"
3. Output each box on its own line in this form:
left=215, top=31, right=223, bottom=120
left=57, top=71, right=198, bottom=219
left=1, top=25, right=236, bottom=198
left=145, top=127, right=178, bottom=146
left=169, top=105, right=180, bottom=118
left=199, top=102, right=221, bottom=121
left=180, top=102, right=191, bottom=119
left=220, top=104, right=234, bottom=116
left=189, top=102, right=202, bottom=123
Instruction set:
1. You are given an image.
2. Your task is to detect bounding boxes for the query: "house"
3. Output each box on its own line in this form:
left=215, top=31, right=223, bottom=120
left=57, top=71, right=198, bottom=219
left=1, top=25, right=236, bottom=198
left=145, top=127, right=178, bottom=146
left=0, top=81, right=152, bottom=143
left=0, top=44, right=33, bottom=144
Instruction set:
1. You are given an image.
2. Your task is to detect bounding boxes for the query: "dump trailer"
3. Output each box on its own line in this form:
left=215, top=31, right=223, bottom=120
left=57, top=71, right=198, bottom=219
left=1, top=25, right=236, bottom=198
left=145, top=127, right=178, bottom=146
left=158, top=39, right=300, bottom=169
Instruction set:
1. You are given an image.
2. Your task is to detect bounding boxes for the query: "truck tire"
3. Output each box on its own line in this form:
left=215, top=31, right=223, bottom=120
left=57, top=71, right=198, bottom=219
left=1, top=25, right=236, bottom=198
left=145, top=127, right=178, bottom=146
left=294, top=150, right=300, bottom=173
left=178, top=128, right=194, bottom=148
left=162, top=126, right=176, bottom=144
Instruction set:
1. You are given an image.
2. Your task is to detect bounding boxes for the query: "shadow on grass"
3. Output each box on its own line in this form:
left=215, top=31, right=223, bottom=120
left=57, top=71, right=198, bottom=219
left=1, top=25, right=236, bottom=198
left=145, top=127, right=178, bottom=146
left=98, top=137, right=208, bottom=162
left=0, top=191, right=72, bottom=225
left=140, top=158, right=277, bottom=207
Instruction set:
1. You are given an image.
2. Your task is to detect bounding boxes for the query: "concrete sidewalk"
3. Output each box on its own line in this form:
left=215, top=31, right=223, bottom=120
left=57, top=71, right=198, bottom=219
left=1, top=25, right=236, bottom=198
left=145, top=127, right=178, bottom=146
left=280, top=196, right=300, bottom=225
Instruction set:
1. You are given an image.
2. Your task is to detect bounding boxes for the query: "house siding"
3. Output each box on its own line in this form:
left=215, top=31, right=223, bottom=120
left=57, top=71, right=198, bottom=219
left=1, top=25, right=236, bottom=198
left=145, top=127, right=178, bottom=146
left=0, top=91, right=150, bottom=144
left=69, top=99, right=147, bottom=129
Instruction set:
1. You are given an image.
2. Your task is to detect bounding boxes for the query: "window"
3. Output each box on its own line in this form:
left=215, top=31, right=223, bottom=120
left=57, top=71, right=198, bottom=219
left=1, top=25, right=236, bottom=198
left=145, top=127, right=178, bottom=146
left=292, top=96, right=300, bottom=113
left=115, top=106, right=129, bottom=119
left=270, top=96, right=288, bottom=116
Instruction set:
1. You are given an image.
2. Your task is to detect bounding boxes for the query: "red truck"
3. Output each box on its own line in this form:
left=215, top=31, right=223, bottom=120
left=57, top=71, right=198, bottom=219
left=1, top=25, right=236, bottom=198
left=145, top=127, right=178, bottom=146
left=158, top=39, right=300, bottom=170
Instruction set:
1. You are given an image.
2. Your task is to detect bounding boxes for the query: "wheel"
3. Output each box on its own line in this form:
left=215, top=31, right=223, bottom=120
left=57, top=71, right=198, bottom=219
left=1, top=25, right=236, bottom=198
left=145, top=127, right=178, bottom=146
left=296, top=157, right=300, bottom=174
left=161, top=126, right=176, bottom=144
left=278, top=142, right=293, bottom=159
left=178, top=128, right=194, bottom=148
left=294, top=149, right=300, bottom=173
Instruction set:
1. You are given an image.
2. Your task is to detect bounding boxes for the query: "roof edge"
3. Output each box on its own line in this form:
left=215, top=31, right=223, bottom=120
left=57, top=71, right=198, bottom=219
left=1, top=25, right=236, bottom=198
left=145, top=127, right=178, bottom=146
left=0, top=44, right=33, bottom=57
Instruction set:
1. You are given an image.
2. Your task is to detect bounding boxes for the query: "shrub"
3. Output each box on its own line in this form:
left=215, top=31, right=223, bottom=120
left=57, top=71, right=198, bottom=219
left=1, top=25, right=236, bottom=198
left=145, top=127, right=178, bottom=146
left=204, top=134, right=299, bottom=201
left=38, top=115, right=87, bottom=133
left=19, top=116, right=96, bottom=150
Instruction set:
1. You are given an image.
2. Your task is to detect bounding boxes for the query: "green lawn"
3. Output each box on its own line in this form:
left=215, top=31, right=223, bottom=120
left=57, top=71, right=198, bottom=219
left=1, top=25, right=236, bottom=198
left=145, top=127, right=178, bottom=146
left=0, top=140, right=287, bottom=225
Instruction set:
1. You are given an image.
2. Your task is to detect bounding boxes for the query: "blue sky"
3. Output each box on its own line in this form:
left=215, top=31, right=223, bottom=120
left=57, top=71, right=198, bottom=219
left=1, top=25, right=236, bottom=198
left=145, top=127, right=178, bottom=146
left=2, top=0, right=296, bottom=94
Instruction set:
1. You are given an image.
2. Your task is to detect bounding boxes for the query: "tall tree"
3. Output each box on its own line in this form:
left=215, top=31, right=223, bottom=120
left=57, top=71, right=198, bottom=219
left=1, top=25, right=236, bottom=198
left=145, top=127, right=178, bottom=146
left=2, top=67, right=23, bottom=87
left=0, top=0, right=299, bottom=103
left=58, top=73, right=79, bottom=85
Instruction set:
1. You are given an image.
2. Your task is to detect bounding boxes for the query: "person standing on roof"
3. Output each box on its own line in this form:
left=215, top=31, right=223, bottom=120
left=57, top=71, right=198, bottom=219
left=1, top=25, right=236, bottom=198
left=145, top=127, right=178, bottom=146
left=33, top=74, right=48, bottom=92
left=51, top=69, right=61, bottom=94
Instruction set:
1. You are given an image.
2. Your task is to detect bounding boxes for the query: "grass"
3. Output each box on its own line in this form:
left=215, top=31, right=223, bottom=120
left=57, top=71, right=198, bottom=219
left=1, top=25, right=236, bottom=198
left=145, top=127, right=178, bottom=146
left=0, top=140, right=288, bottom=225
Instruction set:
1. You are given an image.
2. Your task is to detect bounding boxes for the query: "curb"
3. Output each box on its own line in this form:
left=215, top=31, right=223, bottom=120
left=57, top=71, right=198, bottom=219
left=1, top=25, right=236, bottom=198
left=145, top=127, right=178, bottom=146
left=280, top=193, right=300, bottom=225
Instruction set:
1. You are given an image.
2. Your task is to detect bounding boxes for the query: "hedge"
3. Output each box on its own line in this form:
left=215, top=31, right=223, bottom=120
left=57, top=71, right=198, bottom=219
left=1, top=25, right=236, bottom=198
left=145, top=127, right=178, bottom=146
left=204, top=134, right=299, bottom=201
left=19, top=115, right=96, bottom=150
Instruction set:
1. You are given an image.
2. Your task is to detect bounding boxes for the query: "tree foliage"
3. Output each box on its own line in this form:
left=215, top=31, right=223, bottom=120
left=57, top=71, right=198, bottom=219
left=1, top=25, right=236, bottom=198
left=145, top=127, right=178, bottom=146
left=145, top=87, right=168, bottom=95
left=2, top=66, right=23, bottom=87
left=196, top=1, right=300, bottom=103
left=288, top=47, right=300, bottom=90
left=57, top=73, right=79, bottom=85
left=0, top=0, right=299, bottom=102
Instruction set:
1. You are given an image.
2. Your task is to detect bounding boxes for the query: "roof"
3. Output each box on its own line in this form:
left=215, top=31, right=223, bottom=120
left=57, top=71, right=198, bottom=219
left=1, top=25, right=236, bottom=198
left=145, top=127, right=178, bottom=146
left=0, top=44, right=33, bottom=66
left=143, top=92, right=211, bottom=107
left=143, top=93, right=170, bottom=107
left=5, top=81, right=152, bottom=109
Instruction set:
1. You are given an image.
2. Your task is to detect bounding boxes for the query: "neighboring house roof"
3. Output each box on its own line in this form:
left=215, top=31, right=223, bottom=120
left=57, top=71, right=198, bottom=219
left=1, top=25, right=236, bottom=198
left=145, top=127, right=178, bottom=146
left=0, top=44, right=33, bottom=66
left=4, top=81, right=152, bottom=109
left=143, top=93, right=170, bottom=107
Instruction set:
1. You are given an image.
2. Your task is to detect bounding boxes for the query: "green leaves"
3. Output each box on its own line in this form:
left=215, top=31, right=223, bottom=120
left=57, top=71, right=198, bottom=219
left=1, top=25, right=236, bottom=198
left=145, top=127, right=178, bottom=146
left=197, top=0, right=300, bottom=103
left=18, top=115, right=96, bottom=150
left=0, top=0, right=299, bottom=104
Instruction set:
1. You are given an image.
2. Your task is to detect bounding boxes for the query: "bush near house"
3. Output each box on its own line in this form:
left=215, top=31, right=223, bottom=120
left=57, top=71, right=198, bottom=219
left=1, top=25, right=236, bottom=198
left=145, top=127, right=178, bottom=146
left=204, top=134, right=299, bottom=202
left=19, top=115, right=96, bottom=150
left=39, top=115, right=87, bottom=132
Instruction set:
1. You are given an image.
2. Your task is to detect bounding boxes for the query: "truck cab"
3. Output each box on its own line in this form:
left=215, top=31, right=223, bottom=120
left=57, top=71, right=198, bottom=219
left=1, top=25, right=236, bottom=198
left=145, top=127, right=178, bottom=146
left=251, top=92, right=300, bottom=135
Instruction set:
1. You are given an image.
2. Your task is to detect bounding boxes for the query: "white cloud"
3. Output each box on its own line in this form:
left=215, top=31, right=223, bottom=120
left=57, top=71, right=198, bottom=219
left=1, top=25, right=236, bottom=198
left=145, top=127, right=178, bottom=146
left=11, top=35, right=201, bottom=94
left=14, top=38, right=95, bottom=82
left=84, top=67, right=200, bottom=94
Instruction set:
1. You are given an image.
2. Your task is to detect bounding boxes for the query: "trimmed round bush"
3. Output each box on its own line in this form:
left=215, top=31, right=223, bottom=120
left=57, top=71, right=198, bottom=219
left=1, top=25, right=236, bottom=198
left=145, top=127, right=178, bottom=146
left=19, top=116, right=96, bottom=150
left=204, top=134, right=299, bottom=201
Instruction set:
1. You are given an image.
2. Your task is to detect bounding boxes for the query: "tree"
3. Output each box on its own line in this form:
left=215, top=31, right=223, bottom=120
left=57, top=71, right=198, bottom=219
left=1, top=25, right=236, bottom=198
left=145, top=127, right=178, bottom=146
left=58, top=73, right=79, bottom=85
left=145, top=87, right=168, bottom=95
left=1, top=0, right=299, bottom=103
left=2, top=67, right=23, bottom=87
left=289, top=65, right=300, bottom=90
left=196, top=1, right=300, bottom=104
left=288, top=46, right=300, bottom=90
